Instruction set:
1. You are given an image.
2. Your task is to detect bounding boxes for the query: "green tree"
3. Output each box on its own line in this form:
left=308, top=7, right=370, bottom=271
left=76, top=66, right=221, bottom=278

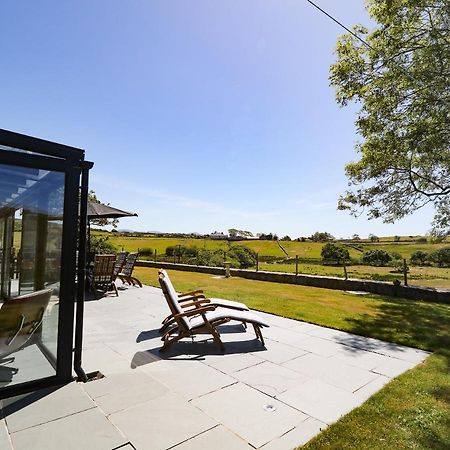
left=310, top=231, right=335, bottom=242
left=321, top=243, right=350, bottom=264
left=88, top=190, right=119, bottom=229
left=410, top=250, right=429, bottom=266
left=362, top=249, right=392, bottom=266
left=331, top=1, right=450, bottom=231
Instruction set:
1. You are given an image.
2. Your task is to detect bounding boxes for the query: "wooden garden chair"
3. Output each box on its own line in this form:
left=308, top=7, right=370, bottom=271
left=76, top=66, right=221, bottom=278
left=0, top=288, right=52, bottom=361
left=118, top=252, right=142, bottom=287
left=92, top=254, right=118, bottom=298
left=158, top=270, right=268, bottom=352
left=158, top=269, right=249, bottom=333
left=113, top=251, right=128, bottom=279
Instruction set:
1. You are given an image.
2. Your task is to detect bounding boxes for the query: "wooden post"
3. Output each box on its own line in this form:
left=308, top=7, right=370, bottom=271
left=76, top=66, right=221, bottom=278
left=177, top=245, right=181, bottom=263
left=256, top=253, right=259, bottom=272
left=154, top=249, right=157, bottom=262
left=343, top=264, right=348, bottom=280
left=295, top=255, right=299, bottom=276
left=403, top=259, right=408, bottom=286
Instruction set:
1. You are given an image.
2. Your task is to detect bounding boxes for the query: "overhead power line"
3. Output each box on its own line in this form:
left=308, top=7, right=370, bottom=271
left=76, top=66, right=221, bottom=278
left=304, top=0, right=371, bottom=48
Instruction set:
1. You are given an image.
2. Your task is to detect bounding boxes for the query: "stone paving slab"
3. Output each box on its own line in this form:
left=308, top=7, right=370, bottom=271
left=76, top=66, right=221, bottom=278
left=9, top=407, right=127, bottom=450
left=0, top=283, right=430, bottom=450
left=261, top=417, right=326, bottom=450
left=0, top=419, right=12, bottom=450
left=3, top=382, right=96, bottom=433
left=191, top=382, right=308, bottom=448
left=172, top=425, right=251, bottom=449
left=109, top=391, right=218, bottom=450
left=283, top=353, right=380, bottom=393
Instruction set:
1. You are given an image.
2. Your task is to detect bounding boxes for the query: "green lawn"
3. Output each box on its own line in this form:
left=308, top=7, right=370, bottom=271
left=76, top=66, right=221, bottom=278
left=134, top=267, right=450, bottom=449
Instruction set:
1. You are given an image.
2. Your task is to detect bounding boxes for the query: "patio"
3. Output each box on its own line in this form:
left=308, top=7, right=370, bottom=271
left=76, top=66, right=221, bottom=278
left=0, top=281, right=429, bottom=450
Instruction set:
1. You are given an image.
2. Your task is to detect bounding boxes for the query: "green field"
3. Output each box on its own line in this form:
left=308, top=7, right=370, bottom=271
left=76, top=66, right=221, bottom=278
left=95, top=232, right=450, bottom=288
left=135, top=267, right=450, bottom=450
left=96, top=231, right=450, bottom=260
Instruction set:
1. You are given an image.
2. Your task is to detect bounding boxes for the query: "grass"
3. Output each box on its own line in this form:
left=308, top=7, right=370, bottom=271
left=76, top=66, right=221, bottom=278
left=134, top=267, right=450, bottom=449
left=96, top=231, right=450, bottom=260
left=259, top=262, right=450, bottom=289
left=98, top=232, right=450, bottom=289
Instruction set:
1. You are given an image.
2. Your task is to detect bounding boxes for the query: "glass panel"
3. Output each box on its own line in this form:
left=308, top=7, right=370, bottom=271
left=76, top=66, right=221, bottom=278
left=0, top=163, right=64, bottom=387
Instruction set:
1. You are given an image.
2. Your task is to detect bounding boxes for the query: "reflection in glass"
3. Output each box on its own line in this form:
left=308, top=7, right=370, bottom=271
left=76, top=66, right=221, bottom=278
left=0, top=163, right=64, bottom=386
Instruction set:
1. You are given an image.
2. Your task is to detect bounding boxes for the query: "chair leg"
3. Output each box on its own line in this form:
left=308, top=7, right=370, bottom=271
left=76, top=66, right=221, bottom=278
left=205, top=322, right=225, bottom=351
left=130, top=277, right=142, bottom=287
left=252, top=323, right=265, bottom=346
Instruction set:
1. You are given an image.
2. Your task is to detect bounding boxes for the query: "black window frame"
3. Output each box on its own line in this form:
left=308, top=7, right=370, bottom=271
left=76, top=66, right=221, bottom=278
left=0, top=129, right=91, bottom=399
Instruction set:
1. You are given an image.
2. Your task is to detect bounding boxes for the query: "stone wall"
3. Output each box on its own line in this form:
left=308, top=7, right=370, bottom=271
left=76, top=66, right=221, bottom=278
left=136, top=260, right=450, bottom=303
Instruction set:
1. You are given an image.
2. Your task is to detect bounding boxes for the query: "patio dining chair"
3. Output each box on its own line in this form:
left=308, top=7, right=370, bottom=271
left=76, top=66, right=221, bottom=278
left=158, top=270, right=268, bottom=352
left=118, top=252, right=142, bottom=287
left=113, top=251, right=128, bottom=279
left=158, top=269, right=249, bottom=334
left=92, top=254, right=118, bottom=298
left=0, top=288, right=53, bottom=360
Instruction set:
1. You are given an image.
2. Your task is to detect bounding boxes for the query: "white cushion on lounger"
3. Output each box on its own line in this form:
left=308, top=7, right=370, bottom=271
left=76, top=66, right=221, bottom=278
left=207, top=298, right=248, bottom=310
left=188, top=309, right=269, bottom=330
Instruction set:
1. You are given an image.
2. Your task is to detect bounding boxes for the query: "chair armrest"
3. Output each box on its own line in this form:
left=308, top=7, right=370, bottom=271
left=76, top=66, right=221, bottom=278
left=180, top=299, right=211, bottom=309
left=173, top=305, right=215, bottom=319
left=179, top=289, right=204, bottom=297
left=178, top=294, right=206, bottom=303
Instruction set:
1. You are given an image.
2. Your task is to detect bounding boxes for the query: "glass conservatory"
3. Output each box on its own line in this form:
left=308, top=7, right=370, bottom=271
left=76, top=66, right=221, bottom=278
left=0, top=129, right=92, bottom=398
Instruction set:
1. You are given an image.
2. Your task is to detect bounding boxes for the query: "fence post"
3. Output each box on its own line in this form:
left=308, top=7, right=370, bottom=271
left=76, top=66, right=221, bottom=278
left=295, top=255, right=299, bottom=276
left=178, top=245, right=181, bottom=263
left=343, top=264, right=348, bottom=280
left=256, top=253, right=259, bottom=272
left=403, top=259, right=408, bottom=286
left=154, top=249, right=157, bottom=263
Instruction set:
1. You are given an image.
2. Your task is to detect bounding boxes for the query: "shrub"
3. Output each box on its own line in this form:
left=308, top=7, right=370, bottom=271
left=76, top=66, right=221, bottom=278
left=428, top=248, right=450, bottom=267
left=390, top=252, right=403, bottom=260
left=139, top=247, right=153, bottom=257
left=362, top=249, right=392, bottom=266
left=415, top=237, right=428, bottom=243
left=165, top=245, right=198, bottom=258
left=310, top=231, right=335, bottom=242
left=89, top=235, right=117, bottom=254
left=321, top=243, right=350, bottom=264
left=227, top=246, right=257, bottom=269
left=410, top=250, right=429, bottom=266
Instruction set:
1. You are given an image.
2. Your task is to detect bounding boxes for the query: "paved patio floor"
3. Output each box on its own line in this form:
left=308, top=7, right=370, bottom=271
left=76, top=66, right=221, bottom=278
left=1, top=282, right=429, bottom=450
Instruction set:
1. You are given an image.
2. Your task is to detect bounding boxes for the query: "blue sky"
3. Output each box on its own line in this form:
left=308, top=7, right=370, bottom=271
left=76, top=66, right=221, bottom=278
left=1, top=0, right=434, bottom=238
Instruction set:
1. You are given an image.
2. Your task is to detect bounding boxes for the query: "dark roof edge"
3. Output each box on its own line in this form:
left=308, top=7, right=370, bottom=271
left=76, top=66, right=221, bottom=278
left=0, top=128, right=85, bottom=161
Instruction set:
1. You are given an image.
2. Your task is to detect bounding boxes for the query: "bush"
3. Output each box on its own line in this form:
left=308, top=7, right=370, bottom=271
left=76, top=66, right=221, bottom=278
left=362, top=249, right=392, bottom=266
left=415, top=237, right=428, bottom=243
left=310, top=231, right=335, bottom=242
left=139, top=247, right=153, bottom=257
left=410, top=250, right=429, bottom=266
left=227, top=246, right=257, bottom=269
left=428, top=248, right=450, bottom=267
left=89, top=235, right=117, bottom=254
left=165, top=245, right=199, bottom=258
left=321, top=243, right=350, bottom=264
left=390, top=252, right=403, bottom=260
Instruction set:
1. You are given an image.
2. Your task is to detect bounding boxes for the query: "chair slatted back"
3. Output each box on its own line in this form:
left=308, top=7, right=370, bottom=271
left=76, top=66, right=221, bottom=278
left=93, top=254, right=116, bottom=284
left=113, top=251, right=128, bottom=277
left=158, top=270, right=190, bottom=331
left=0, top=289, right=52, bottom=354
left=121, top=252, right=138, bottom=277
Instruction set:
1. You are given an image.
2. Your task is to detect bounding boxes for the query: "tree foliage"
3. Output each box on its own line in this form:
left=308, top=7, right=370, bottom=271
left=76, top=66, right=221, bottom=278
left=362, top=249, right=392, bottom=266
left=330, top=1, right=450, bottom=231
left=310, top=231, right=335, bottom=242
left=321, top=243, right=350, bottom=263
left=88, top=190, right=119, bottom=228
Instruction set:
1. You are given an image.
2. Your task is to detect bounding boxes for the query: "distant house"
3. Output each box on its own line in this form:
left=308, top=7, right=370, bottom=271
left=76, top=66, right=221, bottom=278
left=210, top=232, right=229, bottom=240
